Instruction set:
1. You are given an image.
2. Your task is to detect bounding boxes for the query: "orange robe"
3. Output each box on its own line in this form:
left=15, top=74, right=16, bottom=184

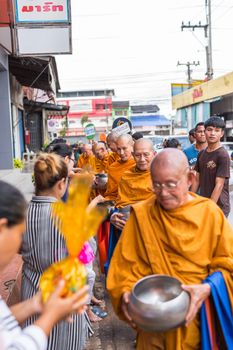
left=107, top=194, right=233, bottom=350
left=108, top=152, right=120, bottom=167
left=115, top=166, right=154, bottom=208
left=95, top=154, right=111, bottom=173
left=104, top=158, right=136, bottom=201
left=77, top=154, right=96, bottom=171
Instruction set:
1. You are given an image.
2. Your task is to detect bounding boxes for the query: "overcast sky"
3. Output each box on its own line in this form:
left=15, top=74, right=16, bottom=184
left=56, top=0, right=233, bottom=116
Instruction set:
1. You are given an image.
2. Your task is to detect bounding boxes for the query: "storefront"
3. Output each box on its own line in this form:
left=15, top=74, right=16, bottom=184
left=172, top=71, right=233, bottom=140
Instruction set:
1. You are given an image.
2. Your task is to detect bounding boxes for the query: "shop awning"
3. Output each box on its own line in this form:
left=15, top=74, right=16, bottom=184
left=8, top=56, right=60, bottom=92
left=24, top=98, right=69, bottom=117
left=131, top=115, right=171, bottom=127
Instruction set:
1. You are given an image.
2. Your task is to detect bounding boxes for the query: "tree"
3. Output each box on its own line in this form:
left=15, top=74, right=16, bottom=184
left=81, top=113, right=90, bottom=127
left=59, top=117, right=68, bottom=137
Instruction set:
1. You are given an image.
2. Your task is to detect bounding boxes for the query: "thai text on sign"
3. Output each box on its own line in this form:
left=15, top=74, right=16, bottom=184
left=15, top=0, right=69, bottom=22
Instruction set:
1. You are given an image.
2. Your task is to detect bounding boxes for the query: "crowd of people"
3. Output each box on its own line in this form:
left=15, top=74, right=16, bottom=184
left=0, top=116, right=232, bottom=350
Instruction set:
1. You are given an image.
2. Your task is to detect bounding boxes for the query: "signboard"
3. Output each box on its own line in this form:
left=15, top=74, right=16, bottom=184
left=69, top=99, right=92, bottom=113
left=84, top=123, right=96, bottom=140
left=47, top=119, right=58, bottom=132
left=13, top=0, right=72, bottom=55
left=16, top=26, right=71, bottom=55
left=15, top=0, right=69, bottom=23
left=171, top=81, right=205, bottom=97
left=112, top=122, right=131, bottom=137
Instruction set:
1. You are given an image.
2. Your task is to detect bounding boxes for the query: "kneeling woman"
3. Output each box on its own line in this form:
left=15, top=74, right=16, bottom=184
left=21, top=153, right=92, bottom=350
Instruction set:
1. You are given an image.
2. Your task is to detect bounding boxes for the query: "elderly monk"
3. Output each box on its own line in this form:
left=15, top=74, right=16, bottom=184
left=104, top=134, right=135, bottom=201
left=107, top=148, right=233, bottom=350
left=110, top=138, right=155, bottom=230
left=95, top=142, right=111, bottom=173
left=77, top=143, right=96, bottom=171
left=106, top=132, right=120, bottom=165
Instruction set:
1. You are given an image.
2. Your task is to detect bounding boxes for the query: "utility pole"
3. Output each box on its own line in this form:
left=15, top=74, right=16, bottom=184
left=181, top=0, right=213, bottom=80
left=177, top=61, right=200, bottom=87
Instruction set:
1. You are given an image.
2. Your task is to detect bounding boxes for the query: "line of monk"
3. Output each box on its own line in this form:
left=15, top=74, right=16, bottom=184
left=75, top=133, right=233, bottom=349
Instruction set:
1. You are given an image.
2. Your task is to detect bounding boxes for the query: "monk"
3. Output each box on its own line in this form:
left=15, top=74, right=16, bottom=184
left=77, top=143, right=96, bottom=171
left=107, top=148, right=233, bottom=350
left=97, top=134, right=135, bottom=272
left=104, top=134, right=135, bottom=202
left=94, top=142, right=110, bottom=173
left=110, top=138, right=155, bottom=230
left=106, top=132, right=120, bottom=166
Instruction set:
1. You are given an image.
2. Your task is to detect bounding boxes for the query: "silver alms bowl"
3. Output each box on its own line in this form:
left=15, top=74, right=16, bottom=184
left=128, top=275, right=190, bottom=333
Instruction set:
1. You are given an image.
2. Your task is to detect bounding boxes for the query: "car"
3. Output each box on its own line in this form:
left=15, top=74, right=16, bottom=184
left=144, top=134, right=190, bottom=151
left=221, top=142, right=233, bottom=158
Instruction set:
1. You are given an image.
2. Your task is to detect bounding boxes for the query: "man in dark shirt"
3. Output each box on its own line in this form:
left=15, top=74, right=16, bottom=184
left=191, top=117, right=230, bottom=217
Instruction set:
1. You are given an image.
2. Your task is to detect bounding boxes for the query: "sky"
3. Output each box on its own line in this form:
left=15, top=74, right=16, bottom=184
left=55, top=0, right=233, bottom=116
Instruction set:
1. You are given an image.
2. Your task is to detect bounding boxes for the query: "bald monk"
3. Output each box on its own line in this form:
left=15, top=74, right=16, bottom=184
left=110, top=138, right=155, bottom=230
left=77, top=143, right=96, bottom=171
left=107, top=148, right=233, bottom=350
left=104, top=134, right=135, bottom=201
left=106, top=132, right=120, bottom=166
left=95, top=142, right=111, bottom=173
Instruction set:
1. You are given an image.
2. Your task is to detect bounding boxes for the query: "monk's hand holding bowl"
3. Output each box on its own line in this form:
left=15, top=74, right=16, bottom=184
left=121, top=291, right=137, bottom=329
left=110, top=212, right=127, bottom=230
left=182, top=283, right=211, bottom=326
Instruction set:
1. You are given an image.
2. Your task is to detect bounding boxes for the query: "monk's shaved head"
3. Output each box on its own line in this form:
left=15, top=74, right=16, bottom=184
left=107, top=132, right=118, bottom=152
left=151, top=148, right=189, bottom=173
left=134, top=138, right=154, bottom=152
left=82, top=143, right=93, bottom=157
left=107, top=132, right=118, bottom=142
left=151, top=149, right=194, bottom=210
left=95, top=142, right=108, bottom=160
left=116, top=134, right=134, bottom=162
left=116, top=134, right=134, bottom=146
left=83, top=143, right=92, bottom=151
left=133, top=138, right=155, bottom=171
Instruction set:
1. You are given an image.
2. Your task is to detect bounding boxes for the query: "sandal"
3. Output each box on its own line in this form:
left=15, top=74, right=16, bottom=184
left=91, top=306, right=108, bottom=318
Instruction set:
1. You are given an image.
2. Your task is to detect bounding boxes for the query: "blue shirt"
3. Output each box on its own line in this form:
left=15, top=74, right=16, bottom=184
left=183, top=144, right=199, bottom=166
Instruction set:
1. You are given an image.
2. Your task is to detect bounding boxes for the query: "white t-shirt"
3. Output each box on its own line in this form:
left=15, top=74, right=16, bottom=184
left=0, top=297, right=47, bottom=350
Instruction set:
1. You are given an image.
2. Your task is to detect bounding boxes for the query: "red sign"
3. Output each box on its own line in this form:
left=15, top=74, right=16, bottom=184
left=192, top=87, right=203, bottom=102
left=0, top=0, right=11, bottom=25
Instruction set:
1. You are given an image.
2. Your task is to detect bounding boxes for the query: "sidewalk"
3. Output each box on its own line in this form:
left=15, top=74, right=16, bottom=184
left=85, top=261, right=135, bottom=350
left=0, top=169, right=34, bottom=201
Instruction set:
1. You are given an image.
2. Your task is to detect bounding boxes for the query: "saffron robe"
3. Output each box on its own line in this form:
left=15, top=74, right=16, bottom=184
left=107, top=194, right=233, bottom=350
left=77, top=154, right=96, bottom=171
left=108, top=152, right=120, bottom=167
left=95, top=154, right=111, bottom=173
left=104, top=158, right=135, bottom=201
left=115, top=166, right=154, bottom=208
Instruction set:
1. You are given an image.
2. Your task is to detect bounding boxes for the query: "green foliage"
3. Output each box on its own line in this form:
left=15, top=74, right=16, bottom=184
left=59, top=118, right=68, bottom=137
left=81, top=113, right=90, bottom=126
left=14, top=158, right=23, bottom=170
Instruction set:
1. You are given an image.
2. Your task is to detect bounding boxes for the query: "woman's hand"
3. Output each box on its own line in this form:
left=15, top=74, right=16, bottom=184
left=43, top=281, right=89, bottom=322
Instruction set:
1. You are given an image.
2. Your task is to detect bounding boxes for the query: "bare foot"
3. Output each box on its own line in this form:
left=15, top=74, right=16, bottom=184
left=91, top=296, right=104, bottom=306
left=87, top=308, right=102, bottom=323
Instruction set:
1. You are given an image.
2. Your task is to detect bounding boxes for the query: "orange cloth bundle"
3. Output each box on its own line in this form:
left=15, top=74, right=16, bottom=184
left=40, top=174, right=106, bottom=302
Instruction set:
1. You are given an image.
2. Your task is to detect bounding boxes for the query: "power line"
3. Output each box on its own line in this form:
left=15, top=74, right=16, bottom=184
left=181, top=0, right=213, bottom=80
